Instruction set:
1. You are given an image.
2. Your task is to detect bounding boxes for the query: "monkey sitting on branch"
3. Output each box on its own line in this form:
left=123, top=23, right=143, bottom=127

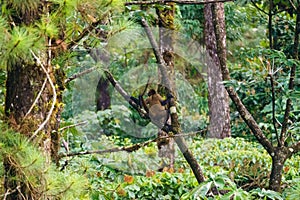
left=145, top=89, right=168, bottom=128
left=144, top=89, right=175, bottom=169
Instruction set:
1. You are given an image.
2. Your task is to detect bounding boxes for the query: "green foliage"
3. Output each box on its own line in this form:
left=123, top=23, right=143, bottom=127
left=228, top=47, right=300, bottom=140
left=0, top=124, right=88, bottom=199
left=0, top=25, right=44, bottom=67
left=57, top=137, right=299, bottom=199
left=282, top=178, right=300, bottom=200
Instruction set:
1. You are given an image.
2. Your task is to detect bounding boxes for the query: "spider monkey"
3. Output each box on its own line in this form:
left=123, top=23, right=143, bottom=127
left=144, top=89, right=174, bottom=130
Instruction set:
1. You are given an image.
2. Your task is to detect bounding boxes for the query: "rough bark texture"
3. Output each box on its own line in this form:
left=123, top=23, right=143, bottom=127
left=4, top=60, right=62, bottom=199
left=204, top=3, right=231, bottom=138
left=269, top=147, right=292, bottom=191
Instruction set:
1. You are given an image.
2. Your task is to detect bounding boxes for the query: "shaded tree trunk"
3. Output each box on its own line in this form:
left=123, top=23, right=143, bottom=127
left=204, top=3, right=231, bottom=138
left=3, top=3, right=63, bottom=198
left=95, top=76, right=111, bottom=111
left=4, top=60, right=62, bottom=199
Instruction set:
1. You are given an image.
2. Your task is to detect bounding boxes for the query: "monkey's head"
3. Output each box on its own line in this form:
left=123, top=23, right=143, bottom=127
left=148, top=89, right=156, bottom=96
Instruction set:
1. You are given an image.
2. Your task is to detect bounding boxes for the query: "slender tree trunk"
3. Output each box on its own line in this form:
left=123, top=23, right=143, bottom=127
left=141, top=17, right=206, bottom=183
left=204, top=3, right=231, bottom=138
left=95, top=76, right=111, bottom=111
left=156, top=3, right=176, bottom=168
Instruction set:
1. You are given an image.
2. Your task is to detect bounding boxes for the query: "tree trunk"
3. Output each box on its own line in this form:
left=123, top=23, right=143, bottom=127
left=156, top=3, right=176, bottom=168
left=204, top=3, right=231, bottom=138
left=269, top=147, right=292, bottom=191
left=141, top=17, right=206, bottom=183
left=4, top=60, right=62, bottom=199
left=95, top=76, right=111, bottom=111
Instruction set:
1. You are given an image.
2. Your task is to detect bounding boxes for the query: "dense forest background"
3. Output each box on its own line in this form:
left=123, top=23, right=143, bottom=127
left=0, top=0, right=299, bottom=199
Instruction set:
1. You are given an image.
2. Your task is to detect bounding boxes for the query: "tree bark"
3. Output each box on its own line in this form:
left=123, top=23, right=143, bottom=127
left=204, top=3, right=231, bottom=138
left=3, top=3, right=63, bottom=198
left=4, top=60, right=62, bottom=199
left=141, top=17, right=206, bottom=184
left=156, top=3, right=176, bottom=168
left=269, top=147, right=293, bottom=191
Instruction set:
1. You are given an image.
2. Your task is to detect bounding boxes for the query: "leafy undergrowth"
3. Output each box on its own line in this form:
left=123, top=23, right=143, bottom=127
left=0, top=125, right=89, bottom=199
left=60, top=136, right=300, bottom=199
left=1, top=126, right=299, bottom=199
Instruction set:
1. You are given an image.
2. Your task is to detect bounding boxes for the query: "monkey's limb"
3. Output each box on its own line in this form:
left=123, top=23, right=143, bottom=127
left=104, top=70, right=149, bottom=119
left=139, top=95, right=149, bottom=113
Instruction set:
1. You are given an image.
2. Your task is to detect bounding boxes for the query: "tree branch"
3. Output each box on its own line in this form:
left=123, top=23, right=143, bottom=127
left=59, top=131, right=205, bottom=158
left=140, top=18, right=172, bottom=90
left=268, top=73, right=280, bottom=145
left=280, top=7, right=300, bottom=145
left=64, top=67, right=97, bottom=84
left=58, top=121, right=88, bottom=132
left=104, top=70, right=149, bottom=119
left=30, top=50, right=57, bottom=140
left=141, top=17, right=205, bottom=183
left=125, top=0, right=233, bottom=6
left=250, top=0, right=268, bottom=15
left=68, top=11, right=110, bottom=49
left=24, top=78, right=47, bottom=118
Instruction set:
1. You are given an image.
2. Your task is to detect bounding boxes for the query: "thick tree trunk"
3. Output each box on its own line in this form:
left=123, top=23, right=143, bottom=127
left=204, top=3, right=231, bottom=138
left=4, top=60, right=62, bottom=199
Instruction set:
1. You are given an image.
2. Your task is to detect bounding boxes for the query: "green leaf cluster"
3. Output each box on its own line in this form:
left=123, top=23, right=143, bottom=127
left=0, top=124, right=89, bottom=199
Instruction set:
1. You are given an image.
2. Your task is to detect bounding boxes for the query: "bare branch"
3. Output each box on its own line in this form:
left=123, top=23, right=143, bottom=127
left=68, top=11, right=110, bottom=49
left=140, top=17, right=172, bottom=90
left=65, top=67, right=97, bottom=84
left=58, top=121, right=88, bottom=132
left=30, top=49, right=57, bottom=140
left=250, top=0, right=268, bottom=15
left=288, top=0, right=297, bottom=11
left=125, top=0, right=233, bottom=5
left=280, top=8, right=300, bottom=144
left=104, top=70, right=149, bottom=119
left=59, top=131, right=206, bottom=158
left=24, top=78, right=47, bottom=118
left=268, top=72, right=280, bottom=145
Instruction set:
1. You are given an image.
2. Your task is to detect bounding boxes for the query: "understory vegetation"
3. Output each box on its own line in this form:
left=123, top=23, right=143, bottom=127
left=0, top=0, right=300, bottom=199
